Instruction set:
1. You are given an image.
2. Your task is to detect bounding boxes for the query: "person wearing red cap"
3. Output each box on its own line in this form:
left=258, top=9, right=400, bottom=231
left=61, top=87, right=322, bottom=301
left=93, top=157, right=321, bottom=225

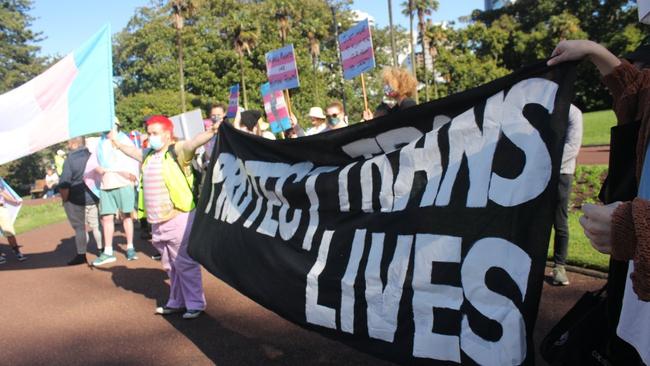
left=110, top=115, right=219, bottom=319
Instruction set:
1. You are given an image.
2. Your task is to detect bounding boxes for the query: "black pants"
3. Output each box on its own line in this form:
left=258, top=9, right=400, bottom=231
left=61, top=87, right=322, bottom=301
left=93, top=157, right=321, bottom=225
left=553, top=174, right=573, bottom=265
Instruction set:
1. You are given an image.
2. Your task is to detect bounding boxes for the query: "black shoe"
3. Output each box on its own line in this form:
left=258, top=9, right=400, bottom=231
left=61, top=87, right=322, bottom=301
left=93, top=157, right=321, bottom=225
left=67, top=254, right=87, bottom=265
left=151, top=254, right=162, bottom=261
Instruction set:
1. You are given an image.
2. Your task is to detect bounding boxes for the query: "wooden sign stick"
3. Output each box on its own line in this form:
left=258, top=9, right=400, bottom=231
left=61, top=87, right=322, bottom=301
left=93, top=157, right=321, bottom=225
left=285, top=89, right=293, bottom=117
left=361, top=73, right=369, bottom=112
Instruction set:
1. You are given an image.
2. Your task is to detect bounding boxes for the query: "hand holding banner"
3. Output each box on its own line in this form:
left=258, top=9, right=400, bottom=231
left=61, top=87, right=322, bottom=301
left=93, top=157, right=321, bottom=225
left=261, top=82, right=291, bottom=134
left=265, top=44, right=300, bottom=92
left=190, top=61, right=578, bottom=365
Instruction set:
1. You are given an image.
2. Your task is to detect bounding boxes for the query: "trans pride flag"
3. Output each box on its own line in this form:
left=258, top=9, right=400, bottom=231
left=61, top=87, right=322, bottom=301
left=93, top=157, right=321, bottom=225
left=339, top=19, right=376, bottom=80
left=0, top=24, right=114, bottom=165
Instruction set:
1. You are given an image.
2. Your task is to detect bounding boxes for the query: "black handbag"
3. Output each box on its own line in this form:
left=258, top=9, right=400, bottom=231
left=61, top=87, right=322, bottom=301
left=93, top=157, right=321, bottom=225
left=540, top=286, right=611, bottom=366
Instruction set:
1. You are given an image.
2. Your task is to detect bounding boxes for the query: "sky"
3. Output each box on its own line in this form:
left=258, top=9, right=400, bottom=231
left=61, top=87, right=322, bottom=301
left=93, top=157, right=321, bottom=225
left=29, top=0, right=484, bottom=58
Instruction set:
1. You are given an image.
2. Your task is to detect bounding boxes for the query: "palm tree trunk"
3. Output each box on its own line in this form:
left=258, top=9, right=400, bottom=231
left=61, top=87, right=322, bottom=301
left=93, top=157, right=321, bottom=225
left=177, top=27, right=187, bottom=113
left=408, top=0, right=418, bottom=103
left=418, top=11, right=428, bottom=102
left=239, top=52, right=248, bottom=110
left=387, top=0, right=397, bottom=66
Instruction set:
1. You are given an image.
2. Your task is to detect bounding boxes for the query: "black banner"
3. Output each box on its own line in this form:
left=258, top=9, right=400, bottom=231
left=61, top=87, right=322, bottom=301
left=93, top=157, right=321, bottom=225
left=189, top=61, right=576, bottom=365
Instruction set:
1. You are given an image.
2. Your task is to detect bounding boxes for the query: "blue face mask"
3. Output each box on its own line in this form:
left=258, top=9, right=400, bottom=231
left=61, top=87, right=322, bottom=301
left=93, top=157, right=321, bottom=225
left=148, top=135, right=164, bottom=151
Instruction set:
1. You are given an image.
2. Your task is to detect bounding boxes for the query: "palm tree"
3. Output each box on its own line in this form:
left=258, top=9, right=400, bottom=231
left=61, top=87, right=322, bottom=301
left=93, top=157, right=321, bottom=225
left=231, top=23, right=259, bottom=110
left=425, top=21, right=446, bottom=99
left=402, top=0, right=438, bottom=101
left=170, top=0, right=202, bottom=112
left=274, top=2, right=294, bottom=44
left=387, top=0, right=398, bottom=66
left=402, top=0, right=418, bottom=103
left=307, top=30, right=321, bottom=69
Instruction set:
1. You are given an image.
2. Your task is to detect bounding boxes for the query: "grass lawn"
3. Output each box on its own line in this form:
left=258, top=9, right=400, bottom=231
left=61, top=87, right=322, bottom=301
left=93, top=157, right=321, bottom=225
left=548, top=211, right=611, bottom=272
left=582, top=109, right=616, bottom=146
left=12, top=201, right=67, bottom=235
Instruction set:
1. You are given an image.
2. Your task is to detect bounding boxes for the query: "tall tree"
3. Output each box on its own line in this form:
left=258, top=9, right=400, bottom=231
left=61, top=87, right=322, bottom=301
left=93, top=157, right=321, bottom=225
left=0, top=0, right=51, bottom=193
left=402, top=0, right=419, bottom=103
left=230, top=22, right=259, bottom=110
left=402, top=0, right=439, bottom=101
left=0, top=0, right=44, bottom=93
left=170, top=0, right=203, bottom=112
left=387, top=0, right=398, bottom=66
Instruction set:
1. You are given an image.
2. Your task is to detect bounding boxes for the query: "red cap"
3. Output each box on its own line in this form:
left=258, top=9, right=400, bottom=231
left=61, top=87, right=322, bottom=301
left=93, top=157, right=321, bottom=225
left=146, top=115, right=174, bottom=134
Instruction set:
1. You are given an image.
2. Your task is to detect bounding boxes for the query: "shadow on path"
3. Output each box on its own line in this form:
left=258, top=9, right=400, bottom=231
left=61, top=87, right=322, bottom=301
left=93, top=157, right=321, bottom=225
left=0, top=238, right=79, bottom=270
left=96, top=265, right=295, bottom=365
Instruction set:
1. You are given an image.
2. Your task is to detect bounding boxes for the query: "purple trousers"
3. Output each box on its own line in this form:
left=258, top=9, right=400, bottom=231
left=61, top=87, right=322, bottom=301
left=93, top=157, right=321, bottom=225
left=151, top=210, right=206, bottom=310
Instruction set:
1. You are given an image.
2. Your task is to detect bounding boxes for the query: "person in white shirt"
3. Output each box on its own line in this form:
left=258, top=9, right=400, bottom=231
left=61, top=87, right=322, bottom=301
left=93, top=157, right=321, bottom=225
left=305, top=107, right=328, bottom=135
left=550, top=104, right=583, bottom=286
left=44, top=166, right=59, bottom=198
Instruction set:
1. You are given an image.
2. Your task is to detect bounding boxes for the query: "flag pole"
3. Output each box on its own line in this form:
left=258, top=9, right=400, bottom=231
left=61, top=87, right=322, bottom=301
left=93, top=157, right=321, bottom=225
left=285, top=89, right=293, bottom=116
left=361, top=73, right=369, bottom=113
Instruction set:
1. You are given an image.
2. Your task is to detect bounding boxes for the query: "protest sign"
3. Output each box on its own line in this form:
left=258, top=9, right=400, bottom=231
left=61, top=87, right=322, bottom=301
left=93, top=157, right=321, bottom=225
left=265, top=44, right=300, bottom=92
left=170, top=109, right=205, bottom=140
left=190, top=61, right=576, bottom=365
left=261, top=82, right=292, bottom=134
left=227, top=84, right=240, bottom=119
left=339, top=19, right=376, bottom=80
left=639, top=0, right=650, bottom=24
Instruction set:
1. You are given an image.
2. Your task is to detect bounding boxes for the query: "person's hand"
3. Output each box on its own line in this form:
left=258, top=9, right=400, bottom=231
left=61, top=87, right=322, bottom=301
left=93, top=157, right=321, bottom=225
left=579, top=202, right=622, bottom=254
left=95, top=166, right=106, bottom=176
left=548, top=40, right=598, bottom=66
left=289, top=113, right=298, bottom=127
left=362, top=109, right=374, bottom=121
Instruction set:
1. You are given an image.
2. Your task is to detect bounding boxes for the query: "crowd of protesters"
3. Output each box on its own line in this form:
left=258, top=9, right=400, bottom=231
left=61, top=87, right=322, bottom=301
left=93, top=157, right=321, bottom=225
left=0, top=47, right=648, bottom=364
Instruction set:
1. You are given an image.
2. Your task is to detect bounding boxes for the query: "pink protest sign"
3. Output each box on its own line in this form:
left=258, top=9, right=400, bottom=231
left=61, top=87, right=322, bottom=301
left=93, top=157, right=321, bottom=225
left=227, top=84, right=239, bottom=118
left=265, top=44, right=300, bottom=92
left=339, top=19, right=376, bottom=80
left=261, top=82, right=291, bottom=134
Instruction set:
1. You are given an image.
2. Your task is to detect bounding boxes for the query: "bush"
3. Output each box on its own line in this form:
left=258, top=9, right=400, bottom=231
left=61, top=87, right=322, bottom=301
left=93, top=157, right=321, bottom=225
left=570, top=165, right=608, bottom=210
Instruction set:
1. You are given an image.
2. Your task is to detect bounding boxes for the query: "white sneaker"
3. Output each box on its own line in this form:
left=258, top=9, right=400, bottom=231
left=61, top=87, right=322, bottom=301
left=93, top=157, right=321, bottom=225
left=182, top=309, right=203, bottom=319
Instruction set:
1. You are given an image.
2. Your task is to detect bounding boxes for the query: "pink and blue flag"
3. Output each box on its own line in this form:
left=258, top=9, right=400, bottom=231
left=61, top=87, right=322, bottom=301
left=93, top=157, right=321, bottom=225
left=0, top=24, right=114, bottom=165
left=339, top=19, right=376, bottom=80
left=227, top=84, right=240, bottom=119
left=261, top=82, right=291, bottom=134
left=265, top=44, right=300, bottom=92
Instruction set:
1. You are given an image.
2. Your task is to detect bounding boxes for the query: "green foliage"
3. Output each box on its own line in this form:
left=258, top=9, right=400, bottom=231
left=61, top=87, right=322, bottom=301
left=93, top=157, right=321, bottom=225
left=582, top=109, right=617, bottom=146
left=570, top=165, right=608, bottom=209
left=0, top=0, right=53, bottom=193
left=115, top=89, right=204, bottom=131
left=474, top=0, right=649, bottom=111
left=0, top=0, right=46, bottom=93
left=13, top=201, right=67, bottom=235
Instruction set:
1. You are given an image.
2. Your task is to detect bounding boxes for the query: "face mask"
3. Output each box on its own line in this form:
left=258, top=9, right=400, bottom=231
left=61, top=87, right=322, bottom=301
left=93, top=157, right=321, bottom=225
left=383, top=97, right=398, bottom=108
left=211, top=115, right=223, bottom=123
left=149, top=135, right=164, bottom=151
left=383, top=84, right=398, bottom=98
left=327, top=114, right=341, bottom=126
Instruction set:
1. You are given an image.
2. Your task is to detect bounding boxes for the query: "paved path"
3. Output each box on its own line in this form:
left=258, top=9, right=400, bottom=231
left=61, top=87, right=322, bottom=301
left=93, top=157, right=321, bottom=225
left=577, top=145, right=610, bottom=165
left=0, top=222, right=606, bottom=365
